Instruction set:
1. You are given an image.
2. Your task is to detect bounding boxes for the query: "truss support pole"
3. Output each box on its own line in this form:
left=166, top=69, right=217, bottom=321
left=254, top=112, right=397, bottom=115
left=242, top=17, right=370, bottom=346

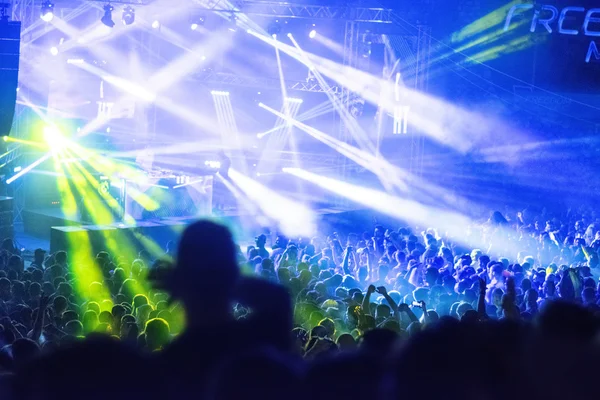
left=409, top=25, right=431, bottom=178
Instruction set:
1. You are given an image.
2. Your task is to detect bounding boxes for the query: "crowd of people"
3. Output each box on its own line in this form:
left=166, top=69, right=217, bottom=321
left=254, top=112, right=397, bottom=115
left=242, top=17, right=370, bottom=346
left=0, top=206, right=599, bottom=399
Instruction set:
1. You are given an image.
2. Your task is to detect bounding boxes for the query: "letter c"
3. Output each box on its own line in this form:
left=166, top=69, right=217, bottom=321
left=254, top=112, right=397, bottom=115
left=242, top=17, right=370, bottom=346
left=559, top=6, right=585, bottom=35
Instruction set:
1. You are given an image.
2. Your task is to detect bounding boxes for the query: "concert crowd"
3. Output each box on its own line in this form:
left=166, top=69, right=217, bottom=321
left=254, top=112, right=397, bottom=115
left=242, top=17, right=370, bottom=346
left=0, top=206, right=599, bottom=399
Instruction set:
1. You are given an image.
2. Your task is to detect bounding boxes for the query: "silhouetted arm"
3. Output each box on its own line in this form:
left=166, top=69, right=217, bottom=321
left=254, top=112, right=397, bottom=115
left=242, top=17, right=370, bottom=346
left=30, top=293, right=50, bottom=342
left=362, top=285, right=376, bottom=316
left=398, top=303, right=419, bottom=323
left=419, top=301, right=430, bottom=324
left=478, top=278, right=488, bottom=319
left=376, top=286, right=398, bottom=314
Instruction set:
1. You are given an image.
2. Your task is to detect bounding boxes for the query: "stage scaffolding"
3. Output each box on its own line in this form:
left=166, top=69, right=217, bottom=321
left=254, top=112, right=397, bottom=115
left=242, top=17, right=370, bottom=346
left=5, top=1, right=97, bottom=224
left=6, top=0, right=432, bottom=219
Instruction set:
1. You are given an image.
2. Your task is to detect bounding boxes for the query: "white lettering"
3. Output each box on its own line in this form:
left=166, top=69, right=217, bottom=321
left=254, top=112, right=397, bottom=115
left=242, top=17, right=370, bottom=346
left=530, top=5, right=558, bottom=33
left=584, top=8, right=600, bottom=37
left=586, top=40, right=600, bottom=62
left=504, top=4, right=534, bottom=31
left=558, top=6, right=585, bottom=35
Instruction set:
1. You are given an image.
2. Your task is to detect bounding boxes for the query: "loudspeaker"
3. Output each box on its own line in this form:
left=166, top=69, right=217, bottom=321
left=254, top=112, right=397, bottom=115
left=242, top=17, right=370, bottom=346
left=0, top=20, right=21, bottom=137
left=0, top=196, right=13, bottom=240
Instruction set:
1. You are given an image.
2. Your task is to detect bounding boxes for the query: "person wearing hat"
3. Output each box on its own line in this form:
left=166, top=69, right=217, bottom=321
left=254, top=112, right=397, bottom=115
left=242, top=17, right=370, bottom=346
left=154, top=220, right=291, bottom=394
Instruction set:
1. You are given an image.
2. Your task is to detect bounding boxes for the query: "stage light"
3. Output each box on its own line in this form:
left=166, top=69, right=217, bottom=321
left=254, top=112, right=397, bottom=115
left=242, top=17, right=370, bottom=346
left=151, top=20, right=160, bottom=29
left=285, top=97, right=303, bottom=103
left=122, top=6, right=135, bottom=26
left=190, top=15, right=205, bottom=30
left=211, top=90, right=229, bottom=96
left=287, top=33, right=293, bottom=38
left=40, top=1, right=54, bottom=22
left=43, top=126, right=69, bottom=152
left=204, top=160, right=221, bottom=169
left=50, top=46, right=59, bottom=56
left=309, top=29, right=316, bottom=38
left=101, top=4, right=115, bottom=28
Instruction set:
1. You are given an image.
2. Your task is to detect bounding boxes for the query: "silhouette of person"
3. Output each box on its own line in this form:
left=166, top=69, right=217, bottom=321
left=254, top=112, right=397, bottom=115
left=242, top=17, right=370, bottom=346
left=154, top=220, right=292, bottom=395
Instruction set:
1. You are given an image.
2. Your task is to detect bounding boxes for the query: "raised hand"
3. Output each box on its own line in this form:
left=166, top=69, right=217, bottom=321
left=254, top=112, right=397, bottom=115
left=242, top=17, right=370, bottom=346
left=376, top=286, right=387, bottom=295
left=367, top=285, right=376, bottom=294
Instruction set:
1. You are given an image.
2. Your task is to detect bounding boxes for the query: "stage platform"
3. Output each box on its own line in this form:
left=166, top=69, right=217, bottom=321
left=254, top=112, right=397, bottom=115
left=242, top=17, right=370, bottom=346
left=23, top=208, right=83, bottom=239
left=23, top=206, right=385, bottom=255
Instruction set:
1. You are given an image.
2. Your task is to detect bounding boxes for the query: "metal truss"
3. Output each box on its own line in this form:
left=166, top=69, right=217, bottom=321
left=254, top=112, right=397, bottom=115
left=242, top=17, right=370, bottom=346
left=82, top=0, right=395, bottom=23
left=408, top=24, right=431, bottom=178
left=84, top=0, right=153, bottom=4
left=196, top=0, right=394, bottom=23
left=9, top=0, right=36, bottom=29
left=192, top=69, right=341, bottom=93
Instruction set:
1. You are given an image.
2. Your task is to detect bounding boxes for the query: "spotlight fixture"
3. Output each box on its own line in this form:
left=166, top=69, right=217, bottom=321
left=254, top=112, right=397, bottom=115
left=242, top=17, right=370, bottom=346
left=50, top=46, right=59, bottom=56
left=204, top=160, right=221, bottom=169
left=122, top=6, right=135, bottom=26
left=309, top=29, right=316, bottom=39
left=40, top=1, right=54, bottom=22
left=151, top=20, right=160, bottom=29
left=101, top=4, right=115, bottom=28
left=190, top=15, right=205, bottom=30
left=287, top=32, right=293, bottom=38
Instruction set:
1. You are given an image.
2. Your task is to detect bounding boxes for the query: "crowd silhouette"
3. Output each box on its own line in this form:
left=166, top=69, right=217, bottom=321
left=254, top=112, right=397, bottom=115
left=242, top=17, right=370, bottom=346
left=0, top=207, right=600, bottom=400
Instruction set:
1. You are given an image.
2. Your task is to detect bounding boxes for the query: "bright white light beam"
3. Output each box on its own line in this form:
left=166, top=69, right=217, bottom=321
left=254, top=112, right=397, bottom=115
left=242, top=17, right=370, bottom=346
left=7, top=152, right=53, bottom=184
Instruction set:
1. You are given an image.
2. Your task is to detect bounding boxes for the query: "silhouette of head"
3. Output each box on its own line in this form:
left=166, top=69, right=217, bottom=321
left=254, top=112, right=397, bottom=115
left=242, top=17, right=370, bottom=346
left=160, top=221, right=239, bottom=322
